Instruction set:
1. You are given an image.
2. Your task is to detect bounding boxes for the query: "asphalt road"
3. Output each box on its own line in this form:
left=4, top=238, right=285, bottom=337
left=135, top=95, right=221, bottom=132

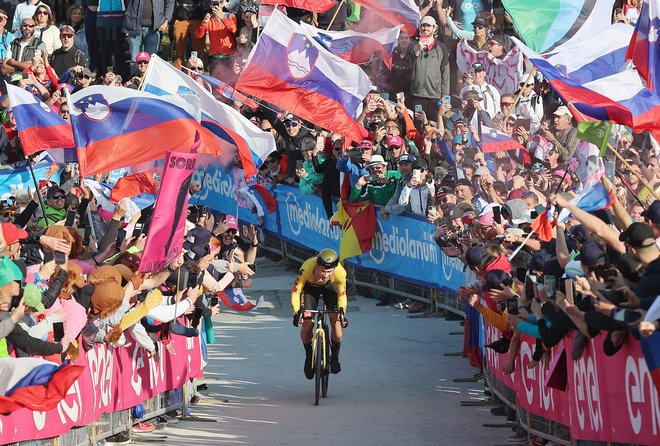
left=131, top=258, right=512, bottom=446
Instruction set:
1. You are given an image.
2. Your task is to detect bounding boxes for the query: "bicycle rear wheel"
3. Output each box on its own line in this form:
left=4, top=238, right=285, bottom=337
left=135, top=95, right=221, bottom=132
left=321, top=331, right=329, bottom=398
left=314, top=335, right=322, bottom=406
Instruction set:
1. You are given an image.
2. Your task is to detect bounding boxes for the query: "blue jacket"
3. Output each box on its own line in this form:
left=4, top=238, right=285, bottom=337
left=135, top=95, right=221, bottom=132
left=336, top=155, right=369, bottom=185
left=122, top=0, right=174, bottom=34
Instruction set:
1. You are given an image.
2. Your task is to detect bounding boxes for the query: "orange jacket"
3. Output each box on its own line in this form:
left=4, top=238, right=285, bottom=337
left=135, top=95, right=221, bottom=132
left=196, top=14, right=237, bottom=57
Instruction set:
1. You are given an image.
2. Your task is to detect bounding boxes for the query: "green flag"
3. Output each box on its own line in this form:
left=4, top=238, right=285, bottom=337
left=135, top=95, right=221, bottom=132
left=577, top=121, right=612, bottom=157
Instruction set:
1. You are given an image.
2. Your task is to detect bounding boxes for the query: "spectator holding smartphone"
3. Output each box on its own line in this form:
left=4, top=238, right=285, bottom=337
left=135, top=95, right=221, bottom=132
left=296, top=138, right=325, bottom=194
left=197, top=0, right=237, bottom=82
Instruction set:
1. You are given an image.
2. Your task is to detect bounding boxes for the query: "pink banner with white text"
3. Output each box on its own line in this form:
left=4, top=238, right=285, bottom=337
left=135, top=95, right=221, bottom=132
left=484, top=322, right=660, bottom=445
left=0, top=331, right=202, bottom=445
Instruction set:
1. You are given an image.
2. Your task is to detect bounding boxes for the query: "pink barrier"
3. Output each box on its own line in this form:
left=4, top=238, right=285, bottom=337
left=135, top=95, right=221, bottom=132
left=0, top=332, right=203, bottom=445
left=484, top=323, right=660, bottom=445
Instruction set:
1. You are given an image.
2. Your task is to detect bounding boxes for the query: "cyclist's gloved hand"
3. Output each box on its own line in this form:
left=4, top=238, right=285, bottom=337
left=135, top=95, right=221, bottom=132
left=293, top=312, right=301, bottom=327
left=340, top=308, right=348, bottom=328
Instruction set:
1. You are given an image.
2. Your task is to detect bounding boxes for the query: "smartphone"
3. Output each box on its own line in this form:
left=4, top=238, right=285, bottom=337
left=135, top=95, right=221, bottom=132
left=177, top=270, right=190, bottom=291
left=515, top=118, right=531, bottom=132
left=53, top=321, right=65, bottom=343
left=366, top=174, right=380, bottom=183
left=414, top=104, right=423, bottom=113
left=296, top=160, right=304, bottom=170
left=564, top=278, right=574, bottom=304
left=35, top=49, right=42, bottom=59
left=115, top=229, right=126, bottom=252
left=65, top=210, right=76, bottom=227
left=396, top=92, right=404, bottom=101
left=381, top=92, right=390, bottom=101
left=605, top=159, right=616, bottom=182
left=544, top=275, right=557, bottom=299
left=190, top=307, right=204, bottom=327
left=428, top=205, right=436, bottom=213
left=493, top=206, right=502, bottom=225
left=412, top=169, right=421, bottom=182
left=54, top=252, right=66, bottom=265
left=530, top=210, right=538, bottom=219
left=443, top=95, right=451, bottom=106
left=191, top=51, right=198, bottom=60
left=506, top=298, right=519, bottom=315
left=134, top=222, right=144, bottom=236
left=43, top=252, right=54, bottom=263
left=210, top=296, right=219, bottom=306
left=188, top=271, right=202, bottom=289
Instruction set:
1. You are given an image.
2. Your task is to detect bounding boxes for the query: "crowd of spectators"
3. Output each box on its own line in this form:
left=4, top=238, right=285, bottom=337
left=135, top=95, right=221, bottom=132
left=0, top=0, right=657, bottom=444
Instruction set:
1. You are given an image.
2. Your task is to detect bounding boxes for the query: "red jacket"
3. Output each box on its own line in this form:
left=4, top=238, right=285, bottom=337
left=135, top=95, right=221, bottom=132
left=196, top=14, right=237, bottom=57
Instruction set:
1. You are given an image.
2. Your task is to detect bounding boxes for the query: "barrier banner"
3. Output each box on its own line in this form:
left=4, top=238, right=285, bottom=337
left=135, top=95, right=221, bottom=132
left=564, top=333, right=660, bottom=445
left=0, top=160, right=61, bottom=200
left=0, top=331, right=202, bottom=445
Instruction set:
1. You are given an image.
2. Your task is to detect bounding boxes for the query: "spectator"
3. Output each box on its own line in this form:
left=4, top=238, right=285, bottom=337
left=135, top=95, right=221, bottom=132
left=171, top=0, right=205, bottom=69
left=0, top=9, right=14, bottom=62
left=460, top=62, right=500, bottom=119
left=234, top=26, right=253, bottom=58
left=337, top=139, right=373, bottom=186
left=272, top=114, right=310, bottom=182
left=96, top=0, right=128, bottom=76
left=33, top=4, right=61, bottom=55
left=3, top=18, right=47, bottom=74
left=516, top=75, right=544, bottom=134
left=296, top=138, right=325, bottom=194
left=37, top=186, right=67, bottom=227
left=59, top=101, right=70, bottom=122
left=124, top=51, right=149, bottom=88
left=122, top=0, right=173, bottom=73
left=60, top=5, right=89, bottom=59
left=317, top=1, right=348, bottom=31
left=385, top=135, right=407, bottom=171
left=541, top=105, right=579, bottom=163
left=50, top=25, right=89, bottom=76
left=411, top=15, right=450, bottom=118
left=387, top=32, right=414, bottom=101
left=11, top=0, right=45, bottom=35
left=197, top=0, right=237, bottom=82
left=350, top=154, right=401, bottom=205
left=313, top=134, right=342, bottom=219
left=22, top=55, right=59, bottom=97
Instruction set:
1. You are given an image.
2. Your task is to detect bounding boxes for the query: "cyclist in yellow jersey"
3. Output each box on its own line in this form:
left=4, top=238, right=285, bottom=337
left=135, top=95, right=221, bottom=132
left=291, top=248, right=348, bottom=379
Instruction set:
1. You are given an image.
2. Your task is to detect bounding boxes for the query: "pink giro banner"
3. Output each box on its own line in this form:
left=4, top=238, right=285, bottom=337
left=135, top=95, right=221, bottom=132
left=139, top=149, right=198, bottom=273
left=0, top=327, right=202, bottom=445
left=484, top=322, right=660, bottom=445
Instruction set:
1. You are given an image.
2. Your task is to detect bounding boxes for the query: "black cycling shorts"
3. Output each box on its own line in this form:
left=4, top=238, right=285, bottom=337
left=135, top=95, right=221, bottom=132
left=301, top=282, right=338, bottom=312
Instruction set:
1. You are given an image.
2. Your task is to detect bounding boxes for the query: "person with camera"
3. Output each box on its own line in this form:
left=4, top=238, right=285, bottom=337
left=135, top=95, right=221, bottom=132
left=460, top=62, right=500, bottom=119
left=50, top=25, right=89, bottom=77
left=296, top=138, right=325, bottom=195
left=196, top=0, right=237, bottom=82
left=336, top=139, right=373, bottom=187
left=394, top=156, right=434, bottom=218
left=411, top=15, right=450, bottom=119
left=350, top=154, right=401, bottom=206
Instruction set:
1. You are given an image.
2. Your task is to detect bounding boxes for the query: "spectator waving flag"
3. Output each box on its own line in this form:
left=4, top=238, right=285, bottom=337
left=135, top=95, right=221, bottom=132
left=142, top=55, right=275, bottom=179
left=261, top=0, right=335, bottom=13
left=6, top=85, right=75, bottom=156
left=235, top=9, right=371, bottom=143
left=331, top=200, right=376, bottom=262
left=626, top=0, right=659, bottom=92
left=68, top=86, right=221, bottom=177
left=300, top=22, right=401, bottom=69
left=502, top=0, right=616, bottom=53
left=513, top=24, right=660, bottom=141
left=350, top=0, right=421, bottom=36
left=216, top=288, right=264, bottom=311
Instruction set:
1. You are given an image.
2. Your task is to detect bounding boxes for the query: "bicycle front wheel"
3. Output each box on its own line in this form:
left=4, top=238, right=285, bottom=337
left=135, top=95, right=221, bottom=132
left=321, top=331, right=329, bottom=398
left=314, top=334, right=323, bottom=406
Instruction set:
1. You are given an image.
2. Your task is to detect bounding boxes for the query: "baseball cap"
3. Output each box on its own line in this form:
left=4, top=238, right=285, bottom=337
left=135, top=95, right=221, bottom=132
left=387, top=136, right=404, bottom=147
left=576, top=240, right=607, bottom=267
left=283, top=113, right=300, bottom=122
left=464, top=246, right=488, bottom=270
left=562, top=259, right=584, bottom=279
left=136, top=52, right=151, bottom=62
left=471, top=62, right=485, bottom=72
left=398, top=153, right=415, bottom=164
left=618, top=222, right=656, bottom=248
left=553, top=105, right=571, bottom=117
left=472, top=17, right=489, bottom=28
left=447, top=202, right=474, bottom=219
left=454, top=178, right=474, bottom=189
left=60, top=25, right=75, bottom=34
left=462, top=90, right=481, bottom=101
left=420, top=15, right=437, bottom=27
left=46, top=186, right=65, bottom=199
left=368, top=154, right=387, bottom=166
left=0, top=256, right=23, bottom=286
left=1, top=223, right=27, bottom=246
left=641, top=200, right=660, bottom=223
left=477, top=211, right=494, bottom=226
left=23, top=283, right=44, bottom=312
left=81, top=67, right=93, bottom=77
left=520, top=74, right=535, bottom=86
left=225, top=215, right=239, bottom=231
left=357, top=139, right=374, bottom=150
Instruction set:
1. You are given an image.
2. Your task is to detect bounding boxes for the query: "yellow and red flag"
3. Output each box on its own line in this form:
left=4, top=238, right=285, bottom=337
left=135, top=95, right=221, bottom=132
left=331, top=200, right=376, bottom=262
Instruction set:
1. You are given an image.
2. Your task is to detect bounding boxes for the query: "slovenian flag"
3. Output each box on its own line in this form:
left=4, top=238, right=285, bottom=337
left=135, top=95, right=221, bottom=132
left=0, top=358, right=84, bottom=414
left=68, top=86, right=221, bottom=177
left=350, top=0, right=421, bottom=36
left=235, top=9, right=371, bottom=143
left=142, top=55, right=275, bottom=179
left=625, top=0, right=659, bottom=92
left=481, top=125, right=525, bottom=153
left=301, top=22, right=401, bottom=69
left=6, top=84, right=75, bottom=157
left=557, top=181, right=614, bottom=222
left=240, top=184, right=277, bottom=217
left=216, top=288, right=264, bottom=311
left=84, top=179, right=155, bottom=221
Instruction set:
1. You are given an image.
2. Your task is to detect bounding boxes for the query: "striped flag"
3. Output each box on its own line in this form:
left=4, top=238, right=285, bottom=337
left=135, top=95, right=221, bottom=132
left=260, top=0, right=335, bottom=13
left=239, top=184, right=277, bottom=217
left=480, top=125, right=525, bottom=153
left=626, top=0, right=659, bottom=92
left=531, top=207, right=554, bottom=242
left=350, top=0, right=421, bottom=36
left=216, top=288, right=264, bottom=311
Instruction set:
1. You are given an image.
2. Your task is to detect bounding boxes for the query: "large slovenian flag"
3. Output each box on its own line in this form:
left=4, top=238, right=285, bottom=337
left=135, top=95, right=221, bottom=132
left=0, top=358, right=84, bottom=414
left=351, top=0, right=420, bottom=36
left=626, top=0, right=659, bottom=92
left=514, top=24, right=660, bottom=141
left=142, top=55, right=275, bottom=179
left=68, top=86, right=221, bottom=177
left=502, top=0, right=616, bottom=53
left=235, top=9, right=371, bottom=143
left=6, top=85, right=75, bottom=157
left=300, top=22, right=401, bottom=69
left=261, top=0, right=335, bottom=13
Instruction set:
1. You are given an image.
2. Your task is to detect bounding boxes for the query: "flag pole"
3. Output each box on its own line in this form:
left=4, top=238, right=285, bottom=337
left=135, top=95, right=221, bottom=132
left=615, top=169, right=647, bottom=209
left=326, top=0, right=347, bottom=31
left=502, top=68, right=537, bottom=124
left=27, top=156, right=49, bottom=226
left=567, top=103, right=660, bottom=201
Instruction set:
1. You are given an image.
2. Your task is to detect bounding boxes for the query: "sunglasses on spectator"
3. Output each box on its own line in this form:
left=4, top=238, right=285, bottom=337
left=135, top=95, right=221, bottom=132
left=37, top=10, right=49, bottom=15
left=21, top=23, right=35, bottom=28
left=191, top=66, right=202, bottom=71
left=284, top=122, right=299, bottom=128
left=473, top=24, right=486, bottom=29
left=267, top=159, right=278, bottom=164
left=385, top=125, right=399, bottom=130
left=389, top=145, right=402, bottom=150
left=51, top=194, right=66, bottom=200
left=1, top=209, right=16, bottom=217
left=60, top=33, right=74, bottom=39
left=262, top=126, right=274, bottom=131
left=60, top=110, right=70, bottom=115
left=137, top=61, right=149, bottom=65
left=501, top=101, right=514, bottom=106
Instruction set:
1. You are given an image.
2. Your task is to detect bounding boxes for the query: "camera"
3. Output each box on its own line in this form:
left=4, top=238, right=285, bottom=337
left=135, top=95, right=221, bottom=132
left=366, top=174, right=381, bottom=184
left=368, top=120, right=383, bottom=131
left=344, top=148, right=364, bottom=157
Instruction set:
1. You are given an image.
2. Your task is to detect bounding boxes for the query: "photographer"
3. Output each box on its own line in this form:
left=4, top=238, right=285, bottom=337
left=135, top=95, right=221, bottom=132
left=336, top=139, right=373, bottom=187
left=296, top=138, right=325, bottom=195
left=384, top=155, right=433, bottom=218
left=350, top=155, right=401, bottom=206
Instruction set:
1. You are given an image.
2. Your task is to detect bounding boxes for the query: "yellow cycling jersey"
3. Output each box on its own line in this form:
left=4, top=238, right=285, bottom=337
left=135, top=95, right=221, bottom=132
left=291, top=257, right=347, bottom=315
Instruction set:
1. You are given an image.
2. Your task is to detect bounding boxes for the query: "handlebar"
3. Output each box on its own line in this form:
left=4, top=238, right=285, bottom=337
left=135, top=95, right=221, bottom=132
left=298, top=308, right=347, bottom=326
